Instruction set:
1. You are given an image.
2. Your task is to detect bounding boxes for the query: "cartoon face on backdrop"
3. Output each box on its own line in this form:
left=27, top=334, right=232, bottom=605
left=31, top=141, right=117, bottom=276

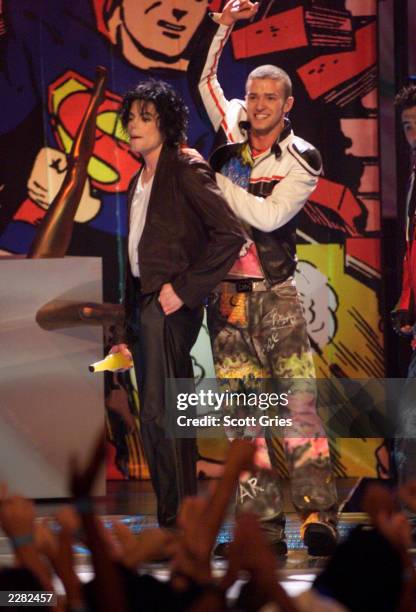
left=95, top=0, right=210, bottom=71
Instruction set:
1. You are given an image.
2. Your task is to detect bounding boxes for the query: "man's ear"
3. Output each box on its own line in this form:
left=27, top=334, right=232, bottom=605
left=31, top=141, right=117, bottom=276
left=284, top=96, right=294, bottom=114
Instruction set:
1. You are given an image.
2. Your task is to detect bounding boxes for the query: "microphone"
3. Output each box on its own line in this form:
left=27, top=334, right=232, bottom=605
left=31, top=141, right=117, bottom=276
left=89, top=352, right=133, bottom=373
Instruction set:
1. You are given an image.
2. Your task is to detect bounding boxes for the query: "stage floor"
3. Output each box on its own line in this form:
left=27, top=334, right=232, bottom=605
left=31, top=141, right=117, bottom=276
left=1, top=479, right=415, bottom=601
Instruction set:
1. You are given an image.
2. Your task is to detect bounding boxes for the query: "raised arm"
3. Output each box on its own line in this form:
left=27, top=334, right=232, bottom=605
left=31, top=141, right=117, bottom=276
left=188, top=1, right=258, bottom=142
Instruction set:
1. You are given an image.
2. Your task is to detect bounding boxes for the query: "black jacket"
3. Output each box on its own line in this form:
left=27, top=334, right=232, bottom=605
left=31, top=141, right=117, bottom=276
left=124, top=144, right=245, bottom=317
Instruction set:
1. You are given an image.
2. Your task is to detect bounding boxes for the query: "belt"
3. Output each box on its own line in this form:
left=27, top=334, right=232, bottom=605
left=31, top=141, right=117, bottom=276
left=215, top=279, right=270, bottom=293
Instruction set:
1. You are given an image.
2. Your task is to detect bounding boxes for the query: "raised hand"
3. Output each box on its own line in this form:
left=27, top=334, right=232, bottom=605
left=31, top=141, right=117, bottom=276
left=221, top=513, right=299, bottom=612
left=219, top=0, right=259, bottom=26
left=112, top=521, right=175, bottom=569
left=170, top=497, right=213, bottom=590
left=35, top=518, right=84, bottom=608
left=68, top=434, right=128, bottom=612
left=170, top=440, right=256, bottom=590
left=399, top=481, right=416, bottom=513
left=0, top=485, right=53, bottom=591
left=0, top=490, right=36, bottom=539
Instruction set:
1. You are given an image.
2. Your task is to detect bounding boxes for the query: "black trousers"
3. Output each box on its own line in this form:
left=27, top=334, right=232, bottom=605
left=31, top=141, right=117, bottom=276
left=128, top=290, right=203, bottom=527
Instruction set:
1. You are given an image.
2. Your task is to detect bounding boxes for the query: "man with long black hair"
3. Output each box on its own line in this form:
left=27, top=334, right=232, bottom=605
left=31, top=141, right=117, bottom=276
left=112, top=79, right=245, bottom=527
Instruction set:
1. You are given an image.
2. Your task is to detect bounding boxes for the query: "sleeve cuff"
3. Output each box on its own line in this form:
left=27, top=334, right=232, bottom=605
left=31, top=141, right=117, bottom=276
left=209, top=12, right=234, bottom=30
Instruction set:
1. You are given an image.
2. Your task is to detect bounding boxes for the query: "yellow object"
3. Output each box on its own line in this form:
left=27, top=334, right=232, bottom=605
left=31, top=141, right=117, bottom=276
left=89, top=352, right=133, bottom=373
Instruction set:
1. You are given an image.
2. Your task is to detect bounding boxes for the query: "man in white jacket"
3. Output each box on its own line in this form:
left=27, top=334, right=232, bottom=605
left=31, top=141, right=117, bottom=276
left=190, top=0, right=338, bottom=556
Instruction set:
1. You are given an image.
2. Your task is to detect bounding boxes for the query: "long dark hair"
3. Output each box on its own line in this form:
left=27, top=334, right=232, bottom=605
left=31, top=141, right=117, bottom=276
left=120, top=80, right=188, bottom=147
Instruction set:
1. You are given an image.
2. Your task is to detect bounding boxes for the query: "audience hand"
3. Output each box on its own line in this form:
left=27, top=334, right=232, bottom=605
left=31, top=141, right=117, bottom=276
left=221, top=514, right=299, bottom=612
left=399, top=481, right=416, bottom=513
left=170, top=441, right=256, bottom=591
left=112, top=521, right=175, bottom=569
left=0, top=492, right=36, bottom=539
left=0, top=484, right=53, bottom=591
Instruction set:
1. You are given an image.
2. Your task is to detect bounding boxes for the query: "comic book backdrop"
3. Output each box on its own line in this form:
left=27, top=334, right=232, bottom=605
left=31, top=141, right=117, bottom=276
left=0, top=0, right=383, bottom=479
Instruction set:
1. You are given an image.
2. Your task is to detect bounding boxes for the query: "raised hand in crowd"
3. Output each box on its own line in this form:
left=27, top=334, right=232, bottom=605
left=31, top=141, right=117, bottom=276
left=170, top=440, right=255, bottom=594
left=221, top=513, right=299, bottom=612
left=112, top=520, right=175, bottom=570
left=69, top=432, right=128, bottom=612
left=0, top=483, right=53, bottom=593
left=399, top=480, right=416, bottom=513
left=35, top=517, right=84, bottom=612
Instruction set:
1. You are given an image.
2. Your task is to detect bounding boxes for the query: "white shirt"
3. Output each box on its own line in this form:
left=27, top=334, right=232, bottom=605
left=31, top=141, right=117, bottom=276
left=128, top=172, right=154, bottom=278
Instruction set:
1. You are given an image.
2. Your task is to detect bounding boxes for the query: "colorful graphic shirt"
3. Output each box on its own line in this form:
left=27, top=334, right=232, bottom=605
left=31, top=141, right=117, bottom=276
left=220, top=153, right=263, bottom=280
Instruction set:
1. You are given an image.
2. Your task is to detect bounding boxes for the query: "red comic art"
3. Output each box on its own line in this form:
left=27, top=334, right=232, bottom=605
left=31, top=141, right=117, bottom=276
left=345, top=237, right=381, bottom=281
left=232, top=7, right=308, bottom=58
left=304, top=177, right=367, bottom=236
left=297, top=23, right=377, bottom=103
left=48, top=71, right=140, bottom=193
left=231, top=5, right=353, bottom=59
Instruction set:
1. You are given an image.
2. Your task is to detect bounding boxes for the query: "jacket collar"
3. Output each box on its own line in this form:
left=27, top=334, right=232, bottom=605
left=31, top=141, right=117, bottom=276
left=127, top=143, right=177, bottom=205
left=237, top=117, right=293, bottom=157
left=211, top=118, right=293, bottom=170
left=272, top=118, right=292, bottom=156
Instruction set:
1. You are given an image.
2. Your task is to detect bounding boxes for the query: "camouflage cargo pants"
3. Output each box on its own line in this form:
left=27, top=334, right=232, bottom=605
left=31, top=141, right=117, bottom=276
left=207, top=278, right=338, bottom=542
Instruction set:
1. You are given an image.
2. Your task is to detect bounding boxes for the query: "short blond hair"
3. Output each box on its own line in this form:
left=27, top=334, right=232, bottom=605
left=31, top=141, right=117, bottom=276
left=246, top=65, right=292, bottom=99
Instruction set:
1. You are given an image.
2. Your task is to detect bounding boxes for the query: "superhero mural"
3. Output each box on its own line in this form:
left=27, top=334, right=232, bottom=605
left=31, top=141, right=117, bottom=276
left=0, top=0, right=383, bottom=478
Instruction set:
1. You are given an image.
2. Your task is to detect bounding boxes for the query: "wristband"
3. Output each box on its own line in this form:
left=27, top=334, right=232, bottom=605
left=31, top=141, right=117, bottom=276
left=10, top=533, right=34, bottom=549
